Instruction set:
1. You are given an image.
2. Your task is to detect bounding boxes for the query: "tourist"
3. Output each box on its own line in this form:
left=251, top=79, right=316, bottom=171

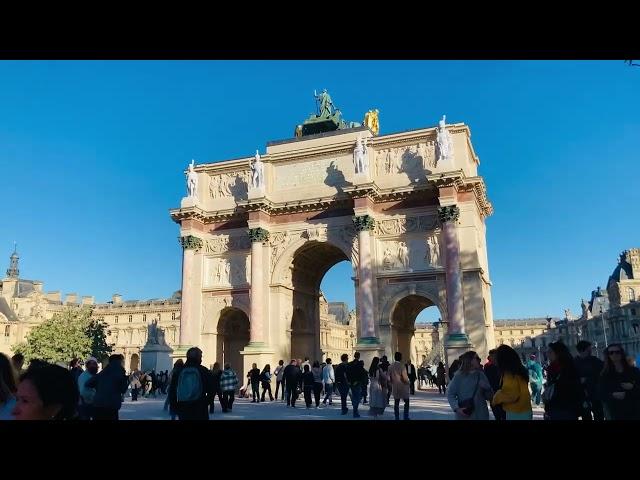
left=301, top=357, right=311, bottom=372
left=260, top=364, right=274, bottom=402
left=220, top=363, right=239, bottom=413
left=405, top=358, right=417, bottom=395
left=322, top=358, right=335, bottom=406
left=12, top=363, right=78, bottom=420
left=168, top=347, right=214, bottom=420
left=368, top=357, right=388, bottom=418
left=447, top=351, right=493, bottom=420
left=274, top=360, right=285, bottom=401
left=302, top=364, right=315, bottom=408
left=574, top=340, right=604, bottom=421
left=483, top=349, right=505, bottom=420
left=248, top=363, right=261, bottom=403
left=359, top=360, right=369, bottom=405
left=389, top=352, right=411, bottom=420
left=209, top=362, right=223, bottom=413
left=543, top=342, right=583, bottom=420
left=0, top=353, right=17, bottom=420
left=526, top=354, right=544, bottom=407
left=129, top=370, right=141, bottom=402
left=599, top=343, right=640, bottom=420
left=492, top=345, right=532, bottom=420
left=334, top=354, right=350, bottom=415
left=150, top=369, right=158, bottom=397
left=77, top=356, right=99, bottom=420
left=166, top=359, right=183, bottom=419
left=11, top=353, right=25, bottom=376
left=311, top=361, right=323, bottom=407
left=87, top=354, right=129, bottom=420
left=449, top=358, right=461, bottom=380
left=283, top=359, right=302, bottom=408
left=435, top=362, right=447, bottom=395
left=69, top=358, right=84, bottom=384
left=347, top=352, right=364, bottom=418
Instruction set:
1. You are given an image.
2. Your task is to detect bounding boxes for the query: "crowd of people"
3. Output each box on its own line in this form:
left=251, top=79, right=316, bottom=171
left=1, top=338, right=638, bottom=420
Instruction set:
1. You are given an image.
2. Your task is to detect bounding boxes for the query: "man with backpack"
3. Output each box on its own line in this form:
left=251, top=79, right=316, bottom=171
left=168, top=347, right=214, bottom=420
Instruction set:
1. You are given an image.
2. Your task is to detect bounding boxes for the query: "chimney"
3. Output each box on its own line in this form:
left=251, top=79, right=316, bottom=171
left=82, top=295, right=95, bottom=305
left=46, top=291, right=61, bottom=302
left=33, top=281, right=43, bottom=293
left=65, top=293, right=78, bottom=305
left=112, top=294, right=122, bottom=304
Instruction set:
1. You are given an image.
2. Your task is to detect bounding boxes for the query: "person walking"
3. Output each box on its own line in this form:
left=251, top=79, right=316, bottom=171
left=274, top=360, right=285, bottom=401
left=0, top=353, right=17, bottom=420
left=599, top=343, right=640, bottom=420
left=405, top=359, right=417, bottom=395
left=87, top=354, right=128, bottom=420
left=389, top=352, right=411, bottom=420
left=220, top=363, right=239, bottom=413
left=436, top=362, right=447, bottom=395
left=210, top=362, right=224, bottom=413
left=492, top=345, right=532, bottom=420
left=248, top=363, right=261, bottom=403
left=283, top=359, right=301, bottom=408
left=77, top=356, right=99, bottom=420
left=368, top=357, right=388, bottom=418
left=260, top=364, right=274, bottom=402
left=347, top=353, right=364, bottom=418
left=322, top=358, right=335, bottom=406
left=129, top=370, right=141, bottom=402
left=311, top=361, right=323, bottom=408
left=165, top=359, right=183, bottom=419
left=380, top=355, right=392, bottom=404
left=302, top=364, right=315, bottom=408
left=447, top=351, right=493, bottom=420
left=526, top=354, right=544, bottom=408
left=574, top=340, right=604, bottom=421
left=168, top=347, right=214, bottom=420
left=335, top=354, right=350, bottom=415
left=483, top=350, right=506, bottom=420
left=359, top=360, right=369, bottom=405
left=543, top=342, right=583, bottom=420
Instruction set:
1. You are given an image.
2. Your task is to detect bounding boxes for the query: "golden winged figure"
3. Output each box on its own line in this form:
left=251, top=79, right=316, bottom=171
left=363, top=109, right=380, bottom=136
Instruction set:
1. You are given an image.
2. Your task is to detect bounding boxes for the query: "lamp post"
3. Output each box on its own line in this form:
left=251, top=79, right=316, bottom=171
left=597, top=297, right=609, bottom=348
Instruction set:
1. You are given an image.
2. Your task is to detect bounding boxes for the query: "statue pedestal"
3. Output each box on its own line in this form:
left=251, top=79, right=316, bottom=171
left=444, top=333, right=473, bottom=367
left=353, top=172, right=372, bottom=185
left=180, top=196, right=198, bottom=208
left=240, top=343, right=275, bottom=381
left=247, top=186, right=266, bottom=201
left=355, top=338, right=384, bottom=368
left=141, top=342, right=174, bottom=373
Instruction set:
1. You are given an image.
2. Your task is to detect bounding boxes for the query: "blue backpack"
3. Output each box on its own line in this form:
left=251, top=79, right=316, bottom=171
left=177, top=367, right=203, bottom=402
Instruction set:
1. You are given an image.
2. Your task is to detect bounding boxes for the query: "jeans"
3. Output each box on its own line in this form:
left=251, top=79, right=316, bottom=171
left=222, top=391, right=235, bottom=412
left=275, top=380, right=284, bottom=400
left=261, top=383, right=274, bottom=401
left=394, top=398, right=410, bottom=420
left=530, top=382, right=542, bottom=405
left=313, top=383, right=322, bottom=406
left=337, top=383, right=350, bottom=413
left=251, top=381, right=261, bottom=402
left=350, top=384, right=362, bottom=417
left=323, top=384, right=334, bottom=404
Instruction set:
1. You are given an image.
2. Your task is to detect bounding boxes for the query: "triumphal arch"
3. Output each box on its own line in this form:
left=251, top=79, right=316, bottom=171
left=170, top=92, right=495, bottom=378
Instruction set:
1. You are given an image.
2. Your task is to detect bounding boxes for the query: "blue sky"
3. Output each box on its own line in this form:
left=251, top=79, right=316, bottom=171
left=1, top=60, right=637, bottom=322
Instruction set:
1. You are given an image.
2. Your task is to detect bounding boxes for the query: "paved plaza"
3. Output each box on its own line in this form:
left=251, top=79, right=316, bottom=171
left=119, top=387, right=545, bottom=420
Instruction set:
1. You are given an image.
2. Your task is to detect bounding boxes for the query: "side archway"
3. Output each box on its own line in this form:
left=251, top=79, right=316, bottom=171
left=216, top=307, right=250, bottom=380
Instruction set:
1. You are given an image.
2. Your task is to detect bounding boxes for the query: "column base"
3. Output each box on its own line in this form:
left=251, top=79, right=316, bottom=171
left=240, top=344, right=276, bottom=381
left=169, top=345, right=193, bottom=362
left=355, top=338, right=384, bottom=367
left=444, top=333, right=473, bottom=366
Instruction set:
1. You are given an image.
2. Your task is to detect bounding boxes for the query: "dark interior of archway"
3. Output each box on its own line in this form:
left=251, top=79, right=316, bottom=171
left=391, top=295, right=436, bottom=364
left=217, top=307, right=250, bottom=380
left=290, top=241, right=350, bottom=361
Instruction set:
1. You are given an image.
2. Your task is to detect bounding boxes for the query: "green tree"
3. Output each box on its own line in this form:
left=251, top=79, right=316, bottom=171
left=13, top=307, right=113, bottom=364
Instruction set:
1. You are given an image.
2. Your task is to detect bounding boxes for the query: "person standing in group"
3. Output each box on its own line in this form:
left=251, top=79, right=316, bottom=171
left=220, top=363, right=239, bottom=413
left=260, top=364, right=274, bottom=402
left=12, top=363, right=79, bottom=420
left=483, top=350, right=506, bottom=420
left=248, top=363, right=261, bottom=403
left=334, top=354, right=350, bottom=415
left=283, top=359, right=301, bottom=408
left=210, top=362, right=224, bottom=413
left=405, top=358, right=417, bottom=395
left=69, top=358, right=84, bottom=385
left=436, top=362, right=447, bottom=395
left=389, top=352, right=411, bottom=420
left=322, top=358, right=335, bottom=406
left=447, top=351, right=493, bottom=420
left=0, top=353, right=17, bottom=420
left=168, top=347, right=214, bottom=420
left=492, top=345, right=532, bottom=420
left=302, top=365, right=315, bottom=408
left=129, top=370, right=141, bottom=402
left=274, top=360, right=285, bottom=401
left=11, top=354, right=25, bottom=377
left=359, top=360, right=369, bottom=405
left=526, top=354, right=544, bottom=407
left=380, top=355, right=391, bottom=404
left=574, top=340, right=604, bottom=421
left=543, top=342, right=583, bottom=420
left=77, top=356, right=99, bottom=420
left=311, top=361, right=323, bottom=408
left=165, top=359, right=183, bottom=419
left=599, top=343, right=640, bottom=420
left=347, top=352, right=364, bottom=418
left=301, top=357, right=310, bottom=373
left=368, top=357, right=388, bottom=418
left=86, top=354, right=128, bottom=421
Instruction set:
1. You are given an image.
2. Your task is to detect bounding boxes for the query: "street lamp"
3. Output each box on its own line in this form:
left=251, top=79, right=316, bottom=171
left=597, top=297, right=609, bottom=348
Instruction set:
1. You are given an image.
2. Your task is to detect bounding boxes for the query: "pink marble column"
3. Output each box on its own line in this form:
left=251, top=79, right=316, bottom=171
left=249, top=227, right=269, bottom=345
left=354, top=216, right=377, bottom=341
left=178, top=235, right=202, bottom=346
left=439, top=206, right=465, bottom=337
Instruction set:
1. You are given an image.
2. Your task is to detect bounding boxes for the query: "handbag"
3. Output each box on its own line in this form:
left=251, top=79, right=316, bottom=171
left=458, top=373, right=480, bottom=415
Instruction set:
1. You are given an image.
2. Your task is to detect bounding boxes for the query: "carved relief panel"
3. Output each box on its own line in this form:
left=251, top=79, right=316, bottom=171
left=208, top=170, right=250, bottom=203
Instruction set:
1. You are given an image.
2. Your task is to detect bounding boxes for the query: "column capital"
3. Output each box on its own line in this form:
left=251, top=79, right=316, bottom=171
left=438, top=205, right=460, bottom=223
left=353, top=215, right=375, bottom=232
left=179, top=235, right=203, bottom=250
left=248, top=227, right=270, bottom=243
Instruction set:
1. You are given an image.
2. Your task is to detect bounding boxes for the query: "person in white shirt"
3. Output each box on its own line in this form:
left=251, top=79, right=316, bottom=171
left=322, top=358, right=335, bottom=406
left=77, top=356, right=98, bottom=420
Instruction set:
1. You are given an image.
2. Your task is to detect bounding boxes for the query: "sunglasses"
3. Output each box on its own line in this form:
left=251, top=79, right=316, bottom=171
left=608, top=350, right=622, bottom=355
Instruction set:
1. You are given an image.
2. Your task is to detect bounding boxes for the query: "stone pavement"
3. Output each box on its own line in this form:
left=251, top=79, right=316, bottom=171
left=119, top=386, right=545, bottom=420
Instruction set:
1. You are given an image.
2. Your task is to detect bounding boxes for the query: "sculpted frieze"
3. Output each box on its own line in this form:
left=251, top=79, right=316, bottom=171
left=374, top=215, right=437, bottom=236
left=209, top=170, right=250, bottom=201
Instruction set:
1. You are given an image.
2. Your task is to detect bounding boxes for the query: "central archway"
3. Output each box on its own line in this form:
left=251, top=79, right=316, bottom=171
left=289, top=240, right=351, bottom=362
left=217, top=307, right=250, bottom=379
left=391, top=294, right=443, bottom=366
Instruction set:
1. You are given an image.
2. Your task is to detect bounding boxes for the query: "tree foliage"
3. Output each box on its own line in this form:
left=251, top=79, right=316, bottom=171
left=13, top=307, right=113, bottom=364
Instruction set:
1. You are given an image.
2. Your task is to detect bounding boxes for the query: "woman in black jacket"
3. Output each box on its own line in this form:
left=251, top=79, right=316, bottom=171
left=302, top=365, right=315, bottom=409
left=599, top=344, right=640, bottom=420
left=543, top=342, right=583, bottom=420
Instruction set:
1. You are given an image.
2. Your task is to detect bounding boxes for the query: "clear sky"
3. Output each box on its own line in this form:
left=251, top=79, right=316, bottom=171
left=1, top=60, right=637, bottom=322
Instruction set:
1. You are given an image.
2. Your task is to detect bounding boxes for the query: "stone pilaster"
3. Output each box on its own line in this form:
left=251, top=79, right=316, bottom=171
left=176, top=235, right=203, bottom=357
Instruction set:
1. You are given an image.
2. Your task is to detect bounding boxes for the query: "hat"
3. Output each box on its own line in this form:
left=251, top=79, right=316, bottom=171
left=85, top=356, right=98, bottom=364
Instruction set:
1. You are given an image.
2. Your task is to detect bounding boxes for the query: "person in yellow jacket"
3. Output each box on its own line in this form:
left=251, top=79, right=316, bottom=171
left=492, top=345, right=533, bottom=420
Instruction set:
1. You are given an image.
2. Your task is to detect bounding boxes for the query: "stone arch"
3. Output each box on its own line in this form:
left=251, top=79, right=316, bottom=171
left=216, top=307, right=250, bottom=379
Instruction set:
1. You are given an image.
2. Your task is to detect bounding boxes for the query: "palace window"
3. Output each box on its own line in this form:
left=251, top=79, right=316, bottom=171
left=128, top=315, right=133, bottom=323
left=115, top=316, right=119, bottom=324
left=143, top=314, right=147, bottom=322
left=628, top=287, right=636, bottom=302
left=171, top=312, right=176, bottom=321
left=4, top=325, right=10, bottom=337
